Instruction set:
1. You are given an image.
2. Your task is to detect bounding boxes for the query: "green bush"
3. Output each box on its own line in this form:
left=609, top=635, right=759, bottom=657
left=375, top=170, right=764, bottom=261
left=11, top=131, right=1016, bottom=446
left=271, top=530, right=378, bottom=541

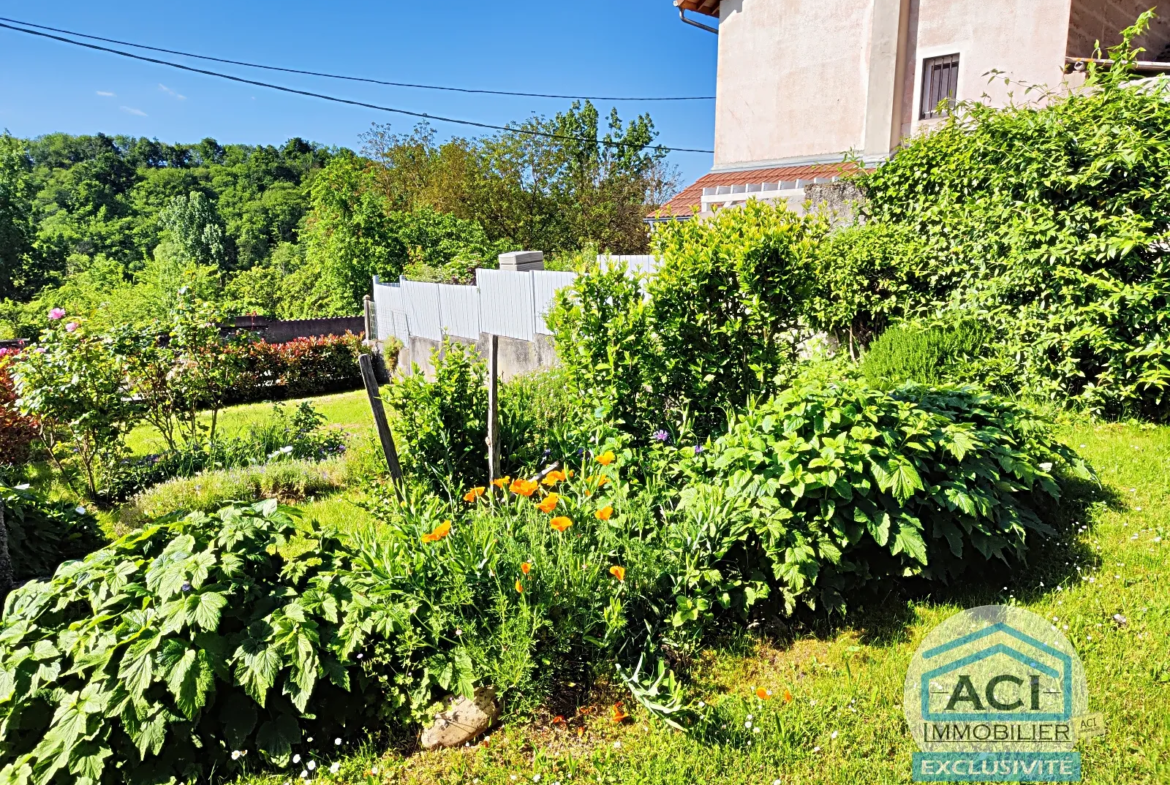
left=0, top=483, right=105, bottom=584
left=855, top=14, right=1170, bottom=419
left=807, top=222, right=932, bottom=353
left=861, top=316, right=1014, bottom=392
left=0, top=501, right=408, bottom=784
left=681, top=377, right=1091, bottom=615
left=385, top=339, right=488, bottom=494
left=550, top=201, right=829, bottom=439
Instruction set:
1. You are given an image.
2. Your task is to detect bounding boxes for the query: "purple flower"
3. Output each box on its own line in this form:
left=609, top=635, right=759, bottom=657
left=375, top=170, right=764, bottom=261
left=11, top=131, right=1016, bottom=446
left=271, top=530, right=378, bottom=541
left=694, top=445, right=704, bottom=455
left=35, top=347, right=46, bottom=354
left=48, top=308, right=66, bottom=321
left=652, top=430, right=671, bottom=444
left=65, top=322, right=79, bottom=333
left=181, top=581, right=192, bottom=593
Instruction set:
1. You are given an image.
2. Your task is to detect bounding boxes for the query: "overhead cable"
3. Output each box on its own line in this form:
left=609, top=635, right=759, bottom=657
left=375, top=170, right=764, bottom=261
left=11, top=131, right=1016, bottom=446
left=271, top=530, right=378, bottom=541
left=0, top=15, right=716, bottom=102
left=0, top=22, right=714, bottom=155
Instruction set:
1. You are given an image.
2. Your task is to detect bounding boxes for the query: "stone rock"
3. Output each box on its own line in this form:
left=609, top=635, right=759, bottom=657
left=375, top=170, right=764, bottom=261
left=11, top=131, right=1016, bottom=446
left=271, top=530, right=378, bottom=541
left=420, top=687, right=499, bottom=750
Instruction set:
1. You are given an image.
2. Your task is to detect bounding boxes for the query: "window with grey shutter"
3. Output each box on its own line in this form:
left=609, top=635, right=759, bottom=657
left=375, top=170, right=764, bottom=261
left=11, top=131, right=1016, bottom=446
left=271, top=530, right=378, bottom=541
left=920, top=54, right=960, bottom=119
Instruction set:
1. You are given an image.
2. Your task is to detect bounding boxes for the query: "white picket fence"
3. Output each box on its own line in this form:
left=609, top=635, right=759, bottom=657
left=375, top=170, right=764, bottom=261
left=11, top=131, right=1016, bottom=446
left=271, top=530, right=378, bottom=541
left=373, top=255, right=657, bottom=345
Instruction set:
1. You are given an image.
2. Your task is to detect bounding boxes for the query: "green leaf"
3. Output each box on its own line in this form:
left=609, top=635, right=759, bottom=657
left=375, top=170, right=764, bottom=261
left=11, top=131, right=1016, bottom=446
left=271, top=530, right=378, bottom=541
left=892, top=523, right=928, bottom=565
left=256, top=713, right=300, bottom=767
left=188, top=592, right=228, bottom=632
left=221, top=692, right=258, bottom=749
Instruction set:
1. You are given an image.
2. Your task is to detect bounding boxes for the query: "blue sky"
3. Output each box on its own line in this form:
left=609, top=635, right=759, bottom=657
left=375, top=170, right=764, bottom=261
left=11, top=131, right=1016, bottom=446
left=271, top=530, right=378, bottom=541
left=0, top=0, right=718, bottom=186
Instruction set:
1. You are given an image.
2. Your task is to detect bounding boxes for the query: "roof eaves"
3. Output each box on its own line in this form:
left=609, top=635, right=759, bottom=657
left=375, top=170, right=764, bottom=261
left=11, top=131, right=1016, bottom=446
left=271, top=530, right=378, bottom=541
left=674, top=0, right=720, bottom=19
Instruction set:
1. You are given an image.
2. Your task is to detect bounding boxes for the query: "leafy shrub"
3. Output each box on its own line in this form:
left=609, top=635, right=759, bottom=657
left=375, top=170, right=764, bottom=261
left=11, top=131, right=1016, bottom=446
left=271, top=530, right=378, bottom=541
left=12, top=313, right=138, bottom=500
left=550, top=201, right=829, bottom=439
left=854, top=14, right=1170, bottom=419
left=861, top=316, right=1014, bottom=393
left=385, top=339, right=487, bottom=493
left=229, top=332, right=372, bottom=405
left=546, top=262, right=654, bottom=434
left=498, top=366, right=588, bottom=474
left=0, top=482, right=104, bottom=584
left=807, top=222, right=932, bottom=353
left=0, top=352, right=36, bottom=468
left=0, top=501, right=396, bottom=783
left=681, top=377, right=1090, bottom=615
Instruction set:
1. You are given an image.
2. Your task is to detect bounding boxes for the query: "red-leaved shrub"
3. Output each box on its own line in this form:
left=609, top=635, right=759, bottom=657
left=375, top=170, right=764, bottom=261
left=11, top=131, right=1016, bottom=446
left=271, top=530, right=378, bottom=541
left=228, top=332, right=371, bottom=404
left=0, top=350, right=38, bottom=466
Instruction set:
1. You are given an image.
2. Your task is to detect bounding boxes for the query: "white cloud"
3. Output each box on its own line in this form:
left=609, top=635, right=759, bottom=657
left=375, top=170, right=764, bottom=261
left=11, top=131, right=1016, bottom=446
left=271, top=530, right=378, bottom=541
left=120, top=106, right=148, bottom=117
left=96, top=90, right=116, bottom=97
left=158, top=83, right=186, bottom=100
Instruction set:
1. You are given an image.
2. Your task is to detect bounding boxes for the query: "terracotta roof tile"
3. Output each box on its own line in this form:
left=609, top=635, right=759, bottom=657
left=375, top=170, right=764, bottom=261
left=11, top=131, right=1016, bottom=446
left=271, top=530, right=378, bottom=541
left=648, top=162, right=862, bottom=219
left=676, top=0, right=721, bottom=18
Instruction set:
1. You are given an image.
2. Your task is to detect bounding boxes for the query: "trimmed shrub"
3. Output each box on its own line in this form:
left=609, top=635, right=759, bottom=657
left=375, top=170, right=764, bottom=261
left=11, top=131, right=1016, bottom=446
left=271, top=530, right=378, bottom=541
left=681, top=377, right=1091, bottom=615
left=550, top=201, right=829, bottom=439
left=861, top=316, right=1014, bottom=393
left=229, top=332, right=373, bottom=405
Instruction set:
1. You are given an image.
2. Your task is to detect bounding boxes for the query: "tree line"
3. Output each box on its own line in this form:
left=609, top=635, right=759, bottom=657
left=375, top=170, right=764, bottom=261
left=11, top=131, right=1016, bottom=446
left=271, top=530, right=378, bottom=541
left=0, top=101, right=677, bottom=337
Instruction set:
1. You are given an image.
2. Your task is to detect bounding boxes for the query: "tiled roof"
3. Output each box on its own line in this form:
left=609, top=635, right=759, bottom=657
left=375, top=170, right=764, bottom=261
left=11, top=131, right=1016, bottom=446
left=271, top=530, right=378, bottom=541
left=676, top=0, right=720, bottom=18
left=648, top=162, right=862, bottom=220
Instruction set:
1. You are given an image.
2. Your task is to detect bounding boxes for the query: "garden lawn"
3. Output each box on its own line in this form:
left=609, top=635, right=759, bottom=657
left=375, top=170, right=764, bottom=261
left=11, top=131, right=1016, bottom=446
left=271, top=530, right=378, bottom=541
left=124, top=389, right=374, bottom=455
left=231, top=421, right=1169, bottom=785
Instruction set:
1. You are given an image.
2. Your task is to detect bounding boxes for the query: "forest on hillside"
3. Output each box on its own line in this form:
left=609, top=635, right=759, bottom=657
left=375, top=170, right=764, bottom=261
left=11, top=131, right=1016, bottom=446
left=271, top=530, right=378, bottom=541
left=0, top=101, right=677, bottom=338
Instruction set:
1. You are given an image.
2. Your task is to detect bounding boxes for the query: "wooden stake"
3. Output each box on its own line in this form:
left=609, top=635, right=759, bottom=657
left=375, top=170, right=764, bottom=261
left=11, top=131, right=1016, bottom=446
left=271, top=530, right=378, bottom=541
left=359, top=353, right=404, bottom=485
left=486, top=334, right=501, bottom=485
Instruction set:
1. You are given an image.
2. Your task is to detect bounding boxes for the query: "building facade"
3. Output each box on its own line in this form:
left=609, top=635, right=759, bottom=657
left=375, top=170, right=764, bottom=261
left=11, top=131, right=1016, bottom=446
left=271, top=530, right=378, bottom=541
left=660, top=0, right=1170, bottom=218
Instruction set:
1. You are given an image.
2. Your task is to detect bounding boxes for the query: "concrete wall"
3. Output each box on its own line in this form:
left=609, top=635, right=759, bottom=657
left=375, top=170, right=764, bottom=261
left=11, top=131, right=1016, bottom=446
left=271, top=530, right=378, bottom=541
left=900, top=0, right=1073, bottom=139
left=1067, top=0, right=1170, bottom=59
left=395, top=333, right=558, bottom=382
left=714, top=0, right=874, bottom=168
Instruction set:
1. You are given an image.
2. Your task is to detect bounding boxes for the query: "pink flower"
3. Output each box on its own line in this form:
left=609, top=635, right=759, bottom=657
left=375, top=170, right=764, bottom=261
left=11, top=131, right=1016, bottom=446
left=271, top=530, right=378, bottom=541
left=65, top=322, right=79, bottom=333
left=48, top=308, right=65, bottom=321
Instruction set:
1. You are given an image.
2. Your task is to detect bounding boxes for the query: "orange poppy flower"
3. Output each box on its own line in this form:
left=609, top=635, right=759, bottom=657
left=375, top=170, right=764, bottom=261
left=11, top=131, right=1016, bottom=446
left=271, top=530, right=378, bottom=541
left=576, top=726, right=584, bottom=737
left=541, top=469, right=567, bottom=486
left=521, top=562, right=532, bottom=575
left=550, top=516, right=573, bottom=532
left=597, top=476, right=610, bottom=487
left=595, top=506, right=614, bottom=521
left=510, top=478, right=539, bottom=497
left=463, top=486, right=486, bottom=503
left=421, top=520, right=452, bottom=543
left=783, top=689, right=793, bottom=703
left=515, top=579, right=524, bottom=594
left=491, top=476, right=511, bottom=489
left=536, top=493, right=560, bottom=513
left=756, top=688, right=773, bottom=700
left=611, top=702, right=628, bottom=722
left=552, top=715, right=566, bottom=726
left=596, top=450, right=616, bottom=466
left=609, top=565, right=626, bottom=582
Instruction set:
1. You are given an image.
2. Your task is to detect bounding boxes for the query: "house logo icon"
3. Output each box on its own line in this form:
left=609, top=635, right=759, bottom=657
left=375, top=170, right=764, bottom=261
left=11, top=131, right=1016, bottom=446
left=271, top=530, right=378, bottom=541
left=904, top=606, right=1091, bottom=782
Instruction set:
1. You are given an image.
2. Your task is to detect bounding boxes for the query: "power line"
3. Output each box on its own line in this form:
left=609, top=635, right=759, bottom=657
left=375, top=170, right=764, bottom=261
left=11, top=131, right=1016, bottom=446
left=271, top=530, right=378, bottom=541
left=0, top=15, right=716, bottom=103
left=0, top=21, right=714, bottom=155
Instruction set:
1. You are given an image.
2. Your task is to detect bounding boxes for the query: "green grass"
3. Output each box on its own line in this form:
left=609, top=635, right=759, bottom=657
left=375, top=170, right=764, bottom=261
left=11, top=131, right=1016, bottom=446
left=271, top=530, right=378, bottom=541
left=125, top=389, right=375, bottom=456
left=230, top=421, right=1169, bottom=785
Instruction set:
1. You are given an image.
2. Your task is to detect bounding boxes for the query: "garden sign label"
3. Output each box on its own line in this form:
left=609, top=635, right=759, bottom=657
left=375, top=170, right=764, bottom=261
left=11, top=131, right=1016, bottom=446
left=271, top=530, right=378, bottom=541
left=904, top=606, right=1098, bottom=782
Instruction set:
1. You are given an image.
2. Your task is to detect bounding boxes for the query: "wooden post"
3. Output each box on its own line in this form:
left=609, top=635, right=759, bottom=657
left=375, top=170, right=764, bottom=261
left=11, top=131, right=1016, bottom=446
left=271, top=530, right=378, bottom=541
left=359, top=353, right=404, bottom=485
left=486, top=334, right=501, bottom=485
left=363, top=295, right=376, bottom=342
